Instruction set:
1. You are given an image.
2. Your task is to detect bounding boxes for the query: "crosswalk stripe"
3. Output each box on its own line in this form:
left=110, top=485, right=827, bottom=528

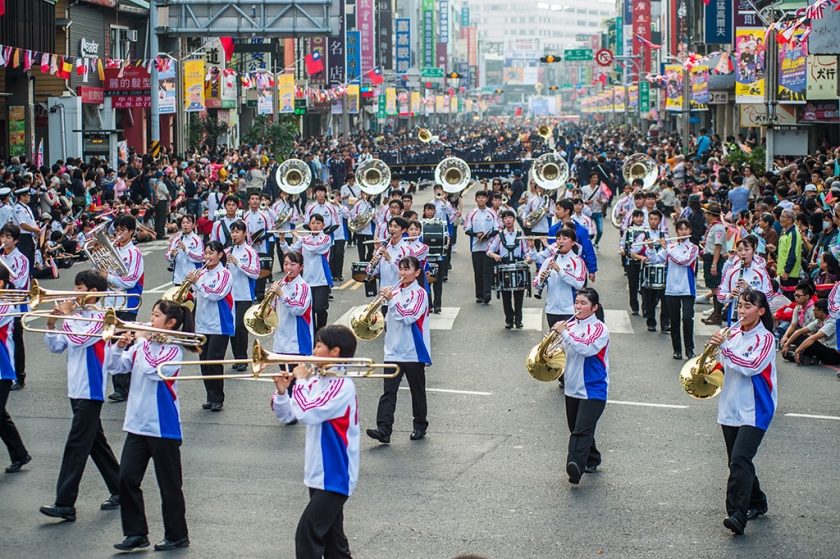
left=333, top=306, right=460, bottom=330
left=350, top=281, right=364, bottom=290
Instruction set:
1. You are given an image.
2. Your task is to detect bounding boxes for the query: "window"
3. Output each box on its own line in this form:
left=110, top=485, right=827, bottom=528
left=110, top=26, right=130, bottom=59
left=529, top=16, right=535, bottom=22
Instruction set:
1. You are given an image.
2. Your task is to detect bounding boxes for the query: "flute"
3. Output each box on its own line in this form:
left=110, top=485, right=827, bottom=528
left=631, top=235, right=691, bottom=247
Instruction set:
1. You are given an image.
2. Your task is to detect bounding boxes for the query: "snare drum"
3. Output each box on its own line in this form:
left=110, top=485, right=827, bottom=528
left=258, top=254, right=274, bottom=279
left=426, top=262, right=440, bottom=284
left=421, top=219, right=448, bottom=258
left=351, top=261, right=370, bottom=282
left=641, top=264, right=666, bottom=289
left=494, top=262, right=531, bottom=292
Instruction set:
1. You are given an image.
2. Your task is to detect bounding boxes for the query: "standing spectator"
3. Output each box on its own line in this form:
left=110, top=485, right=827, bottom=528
left=154, top=172, right=171, bottom=240
left=777, top=208, right=803, bottom=299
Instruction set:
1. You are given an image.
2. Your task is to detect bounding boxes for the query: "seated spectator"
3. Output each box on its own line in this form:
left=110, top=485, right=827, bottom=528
left=783, top=299, right=840, bottom=366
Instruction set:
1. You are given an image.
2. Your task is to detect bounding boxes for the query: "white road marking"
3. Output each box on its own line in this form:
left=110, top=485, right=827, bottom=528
left=399, top=387, right=492, bottom=396
left=785, top=413, right=840, bottom=421
left=607, top=399, right=689, bottom=409
left=603, top=309, right=634, bottom=334
left=145, top=281, right=174, bottom=294
left=333, top=305, right=459, bottom=330
left=521, top=308, right=543, bottom=331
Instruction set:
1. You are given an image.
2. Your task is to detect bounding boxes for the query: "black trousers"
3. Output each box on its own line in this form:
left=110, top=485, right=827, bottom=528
left=329, top=239, right=346, bottom=279
left=230, top=301, right=251, bottom=360
left=356, top=234, right=373, bottom=261
left=802, top=340, right=840, bottom=365
left=255, top=251, right=271, bottom=301
left=311, top=286, right=330, bottom=333
left=471, top=251, right=494, bottom=300
left=502, top=290, right=524, bottom=324
left=295, top=488, right=351, bottom=559
left=721, top=425, right=767, bottom=523
left=665, top=295, right=695, bottom=354
left=642, top=288, right=669, bottom=329
left=0, top=379, right=27, bottom=462
left=119, top=433, right=188, bottom=541
left=55, top=399, right=120, bottom=506
left=112, top=311, right=138, bottom=396
left=547, top=313, right=573, bottom=329
left=627, top=262, right=642, bottom=313
left=565, top=396, right=605, bottom=471
left=375, top=361, right=427, bottom=438
left=429, top=274, right=443, bottom=311
left=18, top=233, right=34, bottom=274
left=155, top=200, right=168, bottom=238
left=12, top=316, right=24, bottom=382
left=200, top=334, right=229, bottom=404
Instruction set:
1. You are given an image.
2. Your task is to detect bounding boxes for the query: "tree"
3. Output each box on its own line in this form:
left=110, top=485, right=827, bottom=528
left=726, top=146, right=766, bottom=177
left=188, top=115, right=230, bottom=150
left=241, top=115, right=299, bottom=156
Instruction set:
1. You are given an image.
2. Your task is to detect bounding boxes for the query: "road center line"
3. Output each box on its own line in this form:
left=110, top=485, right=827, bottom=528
left=399, top=387, right=493, bottom=396
left=785, top=413, right=840, bottom=421
left=607, top=399, right=688, bottom=409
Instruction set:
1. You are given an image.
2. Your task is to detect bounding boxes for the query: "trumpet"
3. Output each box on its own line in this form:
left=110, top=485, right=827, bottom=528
left=0, top=279, right=142, bottom=316
left=526, top=314, right=577, bottom=382
left=156, top=340, right=400, bottom=380
left=679, top=321, right=739, bottom=399
left=349, top=281, right=401, bottom=340
left=631, top=235, right=691, bottom=247
left=22, top=308, right=207, bottom=346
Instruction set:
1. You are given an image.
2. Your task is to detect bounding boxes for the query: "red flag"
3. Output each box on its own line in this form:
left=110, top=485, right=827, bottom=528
left=367, top=67, right=384, bottom=85
left=0, top=0, right=5, bottom=17
left=634, top=33, right=662, bottom=50
left=514, top=107, right=523, bottom=117
left=305, top=51, right=324, bottom=75
left=219, top=37, right=234, bottom=63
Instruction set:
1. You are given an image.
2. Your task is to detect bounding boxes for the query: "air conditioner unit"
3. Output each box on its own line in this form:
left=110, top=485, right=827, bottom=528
left=128, top=29, right=138, bottom=42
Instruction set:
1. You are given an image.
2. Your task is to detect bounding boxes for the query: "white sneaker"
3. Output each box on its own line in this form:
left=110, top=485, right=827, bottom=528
left=451, top=246, right=457, bottom=253
left=595, top=244, right=601, bottom=253
left=695, top=296, right=711, bottom=305
left=703, top=308, right=713, bottom=316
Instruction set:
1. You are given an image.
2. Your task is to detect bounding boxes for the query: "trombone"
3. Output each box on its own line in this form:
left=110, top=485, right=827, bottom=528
left=0, top=279, right=142, bottom=316
left=156, top=340, right=400, bottom=380
left=22, top=307, right=206, bottom=347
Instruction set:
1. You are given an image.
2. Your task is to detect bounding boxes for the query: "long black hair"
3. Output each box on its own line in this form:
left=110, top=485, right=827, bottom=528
left=738, top=289, right=775, bottom=332
left=576, top=287, right=605, bottom=322
left=155, top=299, right=200, bottom=354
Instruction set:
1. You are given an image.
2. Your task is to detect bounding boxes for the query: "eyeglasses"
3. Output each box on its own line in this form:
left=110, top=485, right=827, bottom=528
left=794, top=293, right=809, bottom=299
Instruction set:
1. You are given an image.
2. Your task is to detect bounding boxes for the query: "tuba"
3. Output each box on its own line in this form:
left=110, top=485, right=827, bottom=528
left=84, top=222, right=129, bottom=277
left=348, top=202, right=375, bottom=233
left=523, top=195, right=548, bottom=229
left=275, top=159, right=312, bottom=196
left=355, top=158, right=391, bottom=196
left=538, top=125, right=552, bottom=139
left=435, top=157, right=471, bottom=196
left=418, top=128, right=432, bottom=143
left=532, top=152, right=569, bottom=191
left=622, top=153, right=658, bottom=191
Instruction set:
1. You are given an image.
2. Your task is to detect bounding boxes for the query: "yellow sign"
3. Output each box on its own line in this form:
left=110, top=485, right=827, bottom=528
left=183, top=60, right=206, bottom=113
left=386, top=88, right=397, bottom=115
left=347, top=84, right=360, bottom=114
left=410, top=91, right=421, bottom=115
left=664, top=64, right=683, bottom=111
left=450, top=96, right=458, bottom=113
left=435, top=95, right=444, bottom=113
left=278, top=74, right=295, bottom=114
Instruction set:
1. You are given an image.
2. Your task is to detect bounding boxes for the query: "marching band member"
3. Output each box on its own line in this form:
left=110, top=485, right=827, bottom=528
left=422, top=203, right=447, bottom=313
left=242, top=191, right=273, bottom=300
left=635, top=210, right=670, bottom=332
left=367, top=256, right=431, bottom=444
left=271, top=189, right=300, bottom=265
left=269, top=251, right=313, bottom=356
left=351, top=192, right=377, bottom=261
left=464, top=190, right=501, bottom=304
left=329, top=196, right=351, bottom=283
left=545, top=199, right=598, bottom=281
left=532, top=228, right=587, bottom=328
left=707, top=289, right=777, bottom=535
left=717, top=236, right=773, bottom=326
left=621, top=210, right=647, bottom=316
left=375, top=189, right=404, bottom=233
left=103, top=215, right=145, bottom=403
left=0, top=264, right=30, bottom=473
left=366, top=216, right=411, bottom=296
left=210, top=196, right=241, bottom=247
left=405, top=219, right=431, bottom=285
left=551, top=288, right=609, bottom=485
left=270, top=325, right=360, bottom=559
left=487, top=210, right=529, bottom=329
left=305, top=185, right=338, bottom=233
left=226, top=221, right=261, bottom=369
left=618, top=189, right=645, bottom=235
left=571, top=197, right=596, bottom=239
left=185, top=241, right=233, bottom=412
left=165, top=215, right=204, bottom=286
left=282, top=214, right=333, bottom=333
left=659, top=219, right=699, bottom=359
left=374, top=199, right=404, bottom=240
left=523, top=184, right=550, bottom=244
left=0, top=223, right=29, bottom=391
left=106, top=300, right=196, bottom=551
left=39, top=271, right=120, bottom=522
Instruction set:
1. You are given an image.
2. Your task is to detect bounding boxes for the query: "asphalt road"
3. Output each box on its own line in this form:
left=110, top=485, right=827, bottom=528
left=2, top=188, right=840, bottom=559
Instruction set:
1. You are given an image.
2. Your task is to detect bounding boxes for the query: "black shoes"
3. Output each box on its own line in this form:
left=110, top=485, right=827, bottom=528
left=409, top=429, right=426, bottom=441
left=631, top=309, right=639, bottom=316
left=366, top=428, right=390, bottom=444
left=584, top=464, right=599, bottom=474
left=673, top=352, right=682, bottom=360
left=566, top=461, right=582, bottom=485
left=108, top=392, right=127, bottom=402
left=10, top=380, right=24, bottom=391
left=661, top=326, right=671, bottom=333
left=746, top=504, right=768, bottom=520
left=723, top=515, right=746, bottom=535
left=202, top=402, right=212, bottom=410
left=647, top=326, right=657, bottom=332
left=114, top=535, right=150, bottom=551
left=515, top=322, right=523, bottom=329
left=154, top=537, right=190, bottom=551
left=505, top=322, right=513, bottom=329
left=101, top=494, right=121, bottom=510
left=483, top=295, right=491, bottom=304
left=475, top=297, right=482, bottom=303
left=5, top=454, right=31, bottom=473
left=433, top=307, right=442, bottom=314
left=210, top=403, right=223, bottom=412
left=686, top=350, right=696, bottom=358
left=232, top=364, right=247, bottom=372
left=39, top=504, right=76, bottom=521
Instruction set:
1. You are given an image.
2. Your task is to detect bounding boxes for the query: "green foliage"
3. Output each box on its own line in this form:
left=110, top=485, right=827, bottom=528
left=725, top=147, right=766, bottom=176
left=188, top=115, right=230, bottom=149
left=241, top=115, right=300, bottom=156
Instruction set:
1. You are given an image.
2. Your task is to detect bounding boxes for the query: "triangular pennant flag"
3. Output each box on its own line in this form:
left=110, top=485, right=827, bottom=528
left=49, top=54, right=58, bottom=75
left=3, top=46, right=11, bottom=67
left=12, top=48, right=20, bottom=68
left=219, top=37, right=234, bottom=63
left=0, top=46, right=6, bottom=67
left=23, top=50, right=31, bottom=72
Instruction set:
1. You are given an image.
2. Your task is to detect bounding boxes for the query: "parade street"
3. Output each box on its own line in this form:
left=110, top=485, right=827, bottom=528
left=1, top=187, right=839, bottom=559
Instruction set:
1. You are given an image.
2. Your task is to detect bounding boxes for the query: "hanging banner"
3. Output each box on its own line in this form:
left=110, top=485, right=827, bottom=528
left=395, top=18, right=411, bottom=73
left=346, top=31, right=361, bottom=84
left=327, top=1, right=345, bottom=86
left=441, top=95, right=450, bottom=114
left=380, top=0, right=393, bottom=70
left=309, top=37, right=328, bottom=87
left=435, top=95, right=444, bottom=113
left=778, top=31, right=807, bottom=103
left=439, top=0, right=449, bottom=44
left=158, top=62, right=176, bottom=115
left=665, top=64, right=683, bottom=111
left=347, top=84, right=360, bottom=114
left=705, top=0, right=732, bottom=45
left=614, top=88, right=625, bottom=111
left=450, top=96, right=458, bottom=113
left=691, top=65, right=710, bottom=111
left=628, top=85, right=639, bottom=108
left=258, top=76, right=273, bottom=115
left=386, top=87, right=397, bottom=115
left=204, top=46, right=223, bottom=109
left=806, top=55, right=838, bottom=101
left=183, top=60, right=206, bottom=112
left=734, top=28, right=764, bottom=103
left=278, top=74, right=295, bottom=114
left=358, top=0, right=375, bottom=74
left=398, top=91, right=410, bottom=116
left=422, top=0, right=435, bottom=68
left=8, top=106, right=25, bottom=158
left=410, top=91, right=421, bottom=114
left=331, top=97, right=343, bottom=115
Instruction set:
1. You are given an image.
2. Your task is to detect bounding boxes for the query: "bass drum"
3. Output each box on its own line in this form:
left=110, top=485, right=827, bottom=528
left=421, top=218, right=448, bottom=258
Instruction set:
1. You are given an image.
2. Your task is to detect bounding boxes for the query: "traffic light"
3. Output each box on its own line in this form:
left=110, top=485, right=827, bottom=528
left=540, top=55, right=561, bottom=63
left=449, top=72, right=463, bottom=79
left=494, top=88, right=504, bottom=94
left=549, top=85, right=558, bottom=91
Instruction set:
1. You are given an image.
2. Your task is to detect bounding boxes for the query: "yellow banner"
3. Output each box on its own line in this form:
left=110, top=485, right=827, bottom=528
left=435, top=95, right=444, bottom=113
left=347, top=84, right=360, bottom=114
left=665, top=64, right=683, bottom=111
left=466, top=99, right=473, bottom=112
left=183, top=60, right=206, bottom=112
left=278, top=74, right=295, bottom=114
left=410, top=91, right=421, bottom=115
left=613, top=88, right=625, bottom=112
left=386, top=88, right=397, bottom=115
left=735, top=27, right=765, bottom=103
left=450, top=96, right=458, bottom=112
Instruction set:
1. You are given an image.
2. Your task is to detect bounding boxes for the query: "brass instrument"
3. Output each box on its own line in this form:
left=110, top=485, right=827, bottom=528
left=525, top=315, right=577, bottom=382
left=0, top=279, right=141, bottom=316
left=348, top=196, right=376, bottom=233
left=538, top=125, right=552, bottom=139
left=434, top=157, right=471, bottom=196
left=22, top=308, right=207, bottom=346
left=622, top=153, right=658, bottom=191
left=84, top=222, right=129, bottom=277
left=523, top=195, right=548, bottom=229
left=275, top=204, right=293, bottom=228
left=161, top=265, right=207, bottom=312
left=532, top=152, right=569, bottom=191
left=349, top=281, right=401, bottom=340
left=355, top=158, right=391, bottom=196
left=610, top=194, right=628, bottom=229
left=631, top=235, right=691, bottom=247
left=156, top=340, right=400, bottom=380
left=434, top=190, right=446, bottom=200
left=418, top=128, right=432, bottom=143
left=275, top=159, right=312, bottom=196
left=679, top=322, right=739, bottom=399
left=260, top=201, right=269, bottom=210
left=243, top=279, right=282, bottom=336
left=326, top=192, right=339, bottom=204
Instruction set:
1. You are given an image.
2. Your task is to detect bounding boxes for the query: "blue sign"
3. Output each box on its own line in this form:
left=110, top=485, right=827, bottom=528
left=704, top=0, right=732, bottom=45
left=439, top=0, right=449, bottom=44
left=346, top=30, right=362, bottom=83
left=395, top=18, right=411, bottom=73
left=461, top=7, right=469, bottom=27
left=459, top=62, right=470, bottom=85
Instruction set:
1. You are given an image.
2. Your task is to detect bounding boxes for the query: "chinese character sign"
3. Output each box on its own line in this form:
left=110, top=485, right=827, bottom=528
left=346, top=31, right=361, bottom=83
left=807, top=55, right=838, bottom=100
left=665, top=64, right=683, bottom=111
left=183, top=60, right=206, bottom=113
left=462, top=7, right=469, bottom=27
left=440, top=0, right=449, bottom=44
left=423, top=0, right=435, bottom=68
left=310, top=37, right=328, bottom=87
left=396, top=18, right=411, bottom=73
left=158, top=63, right=176, bottom=115
left=734, top=28, right=764, bottom=103
left=328, top=2, right=346, bottom=87
left=632, top=0, right=651, bottom=74
left=778, top=30, right=807, bottom=103
left=705, top=0, right=732, bottom=45
left=380, top=0, right=393, bottom=70
left=358, top=0, right=375, bottom=74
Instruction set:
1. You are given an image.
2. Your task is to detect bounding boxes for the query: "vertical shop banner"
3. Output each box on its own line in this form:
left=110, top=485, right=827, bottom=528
left=398, top=91, right=410, bottom=116
left=691, top=65, right=710, bottom=110
left=379, top=0, right=393, bottom=70
left=450, top=96, right=458, bottom=113
left=347, top=84, right=360, bottom=114
left=705, top=0, right=732, bottom=45
left=327, top=1, right=345, bottom=87
left=734, top=0, right=758, bottom=28
left=278, top=74, right=295, bottom=114
left=435, top=95, right=444, bottom=113
left=614, top=87, right=625, bottom=111
left=734, top=28, right=764, bottom=103
left=8, top=106, right=25, bottom=157
left=410, top=91, right=421, bottom=114
left=439, top=0, right=449, bottom=44
left=385, top=87, right=397, bottom=115
left=468, top=27, right=478, bottom=67
left=204, top=46, right=223, bottom=109
left=623, top=0, right=633, bottom=61
left=462, top=7, right=469, bottom=27
left=158, top=62, right=176, bottom=114
left=807, top=55, right=838, bottom=100
left=377, top=94, right=386, bottom=119
left=257, top=76, right=274, bottom=115
left=632, top=0, right=651, bottom=74
left=309, top=37, right=328, bottom=87
left=778, top=31, right=807, bottom=103
left=395, top=18, right=411, bottom=73
left=346, top=31, right=361, bottom=84
left=441, top=95, right=450, bottom=114
left=183, top=60, right=206, bottom=112
left=358, top=0, right=375, bottom=74
left=628, top=85, right=639, bottom=108
left=616, top=16, right=623, bottom=56
left=422, top=0, right=435, bottom=68
left=639, top=80, right=650, bottom=112
left=665, top=64, right=683, bottom=111
left=331, top=97, right=343, bottom=114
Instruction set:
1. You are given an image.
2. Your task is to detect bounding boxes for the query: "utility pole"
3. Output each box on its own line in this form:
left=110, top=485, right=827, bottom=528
left=764, top=23, right=778, bottom=173
left=150, top=0, right=159, bottom=147
left=682, top=65, right=691, bottom=156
